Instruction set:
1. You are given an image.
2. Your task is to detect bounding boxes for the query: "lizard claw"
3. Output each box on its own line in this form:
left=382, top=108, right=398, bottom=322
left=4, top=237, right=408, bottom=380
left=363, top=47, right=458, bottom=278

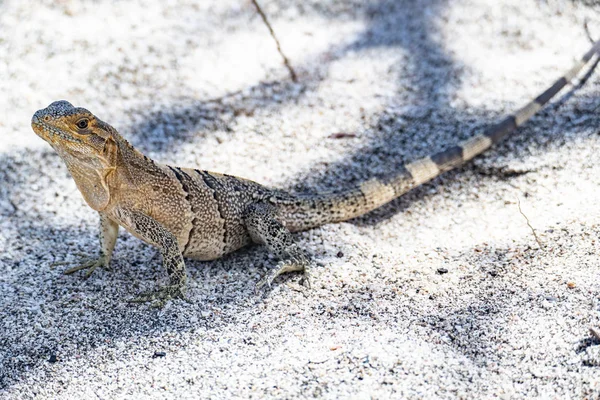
left=129, top=283, right=186, bottom=307
left=255, top=260, right=312, bottom=293
left=299, top=269, right=312, bottom=289
left=54, top=254, right=110, bottom=279
left=255, top=272, right=275, bottom=294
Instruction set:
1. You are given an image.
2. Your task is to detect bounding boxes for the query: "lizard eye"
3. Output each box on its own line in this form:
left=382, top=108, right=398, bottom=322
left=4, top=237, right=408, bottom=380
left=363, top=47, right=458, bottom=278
left=76, top=119, right=89, bottom=130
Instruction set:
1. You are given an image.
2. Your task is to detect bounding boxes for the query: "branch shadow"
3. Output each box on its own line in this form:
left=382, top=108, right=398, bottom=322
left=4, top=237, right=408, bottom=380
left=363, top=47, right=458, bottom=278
left=126, top=79, right=309, bottom=154
left=120, top=0, right=459, bottom=158
left=279, top=0, right=600, bottom=228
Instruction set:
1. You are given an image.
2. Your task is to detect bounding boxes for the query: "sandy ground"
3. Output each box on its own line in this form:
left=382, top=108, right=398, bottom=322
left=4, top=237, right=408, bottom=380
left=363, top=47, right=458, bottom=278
left=1, top=0, right=600, bottom=398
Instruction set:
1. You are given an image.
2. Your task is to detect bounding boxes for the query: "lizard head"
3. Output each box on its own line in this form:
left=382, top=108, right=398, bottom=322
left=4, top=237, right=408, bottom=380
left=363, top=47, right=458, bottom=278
left=31, top=100, right=121, bottom=210
left=31, top=100, right=117, bottom=163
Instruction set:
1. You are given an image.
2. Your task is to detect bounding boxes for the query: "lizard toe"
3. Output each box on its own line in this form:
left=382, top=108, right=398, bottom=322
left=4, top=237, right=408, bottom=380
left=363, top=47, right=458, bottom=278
left=60, top=255, right=110, bottom=278
left=129, top=283, right=186, bottom=306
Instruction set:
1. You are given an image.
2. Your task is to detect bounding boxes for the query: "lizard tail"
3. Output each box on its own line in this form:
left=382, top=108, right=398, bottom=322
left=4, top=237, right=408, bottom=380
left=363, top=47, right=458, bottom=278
left=277, top=39, right=600, bottom=232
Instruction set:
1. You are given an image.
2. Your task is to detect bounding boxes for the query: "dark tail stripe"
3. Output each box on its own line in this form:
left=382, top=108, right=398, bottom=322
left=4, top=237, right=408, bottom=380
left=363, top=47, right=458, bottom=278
left=583, top=41, right=600, bottom=62
left=484, top=116, right=518, bottom=144
left=196, top=170, right=220, bottom=191
left=535, top=77, right=568, bottom=105
left=430, top=145, right=464, bottom=172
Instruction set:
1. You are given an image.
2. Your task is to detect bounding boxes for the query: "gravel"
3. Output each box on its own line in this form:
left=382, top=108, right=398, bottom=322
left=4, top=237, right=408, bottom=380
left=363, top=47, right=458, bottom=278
left=1, top=0, right=600, bottom=398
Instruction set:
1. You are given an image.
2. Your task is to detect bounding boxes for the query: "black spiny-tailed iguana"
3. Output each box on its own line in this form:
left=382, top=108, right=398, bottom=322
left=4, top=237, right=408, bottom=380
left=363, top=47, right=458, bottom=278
left=31, top=40, right=600, bottom=304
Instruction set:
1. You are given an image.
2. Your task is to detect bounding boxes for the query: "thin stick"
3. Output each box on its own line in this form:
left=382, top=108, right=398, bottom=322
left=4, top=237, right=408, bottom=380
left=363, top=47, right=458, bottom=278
left=251, top=0, right=298, bottom=82
left=517, top=197, right=543, bottom=249
left=584, top=18, right=595, bottom=45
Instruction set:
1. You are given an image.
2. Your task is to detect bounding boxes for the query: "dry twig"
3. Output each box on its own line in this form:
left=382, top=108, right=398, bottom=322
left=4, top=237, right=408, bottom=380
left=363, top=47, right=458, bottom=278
left=251, top=0, right=297, bottom=82
left=517, top=197, right=543, bottom=249
left=584, top=18, right=595, bottom=45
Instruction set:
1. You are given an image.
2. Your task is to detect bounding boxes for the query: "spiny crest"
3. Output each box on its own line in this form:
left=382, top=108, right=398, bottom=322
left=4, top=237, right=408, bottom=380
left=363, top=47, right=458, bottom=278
left=34, top=100, right=90, bottom=120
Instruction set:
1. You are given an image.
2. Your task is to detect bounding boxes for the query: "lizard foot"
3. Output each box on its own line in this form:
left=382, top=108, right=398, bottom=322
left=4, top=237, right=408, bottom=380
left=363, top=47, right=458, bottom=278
left=129, top=283, right=186, bottom=307
left=255, top=259, right=311, bottom=293
left=53, top=254, right=110, bottom=279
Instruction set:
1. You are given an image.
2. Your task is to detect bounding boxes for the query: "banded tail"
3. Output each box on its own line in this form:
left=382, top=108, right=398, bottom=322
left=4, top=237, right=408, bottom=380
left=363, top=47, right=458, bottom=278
left=277, top=39, right=600, bottom=232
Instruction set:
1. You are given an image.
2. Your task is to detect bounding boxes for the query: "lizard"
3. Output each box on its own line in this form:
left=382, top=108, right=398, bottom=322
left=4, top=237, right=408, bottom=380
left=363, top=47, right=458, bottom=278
left=31, top=39, right=600, bottom=304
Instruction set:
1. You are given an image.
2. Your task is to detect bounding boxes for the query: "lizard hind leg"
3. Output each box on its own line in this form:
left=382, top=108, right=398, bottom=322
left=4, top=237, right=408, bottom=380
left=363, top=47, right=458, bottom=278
left=244, top=203, right=312, bottom=291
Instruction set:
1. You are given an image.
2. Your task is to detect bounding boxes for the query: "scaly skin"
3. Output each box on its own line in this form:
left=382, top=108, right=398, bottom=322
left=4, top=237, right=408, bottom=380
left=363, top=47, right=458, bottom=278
left=31, top=40, right=600, bottom=304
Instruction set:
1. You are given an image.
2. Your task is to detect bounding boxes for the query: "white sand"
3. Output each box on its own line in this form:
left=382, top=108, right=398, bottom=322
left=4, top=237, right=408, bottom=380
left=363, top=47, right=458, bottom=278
left=1, top=0, right=600, bottom=398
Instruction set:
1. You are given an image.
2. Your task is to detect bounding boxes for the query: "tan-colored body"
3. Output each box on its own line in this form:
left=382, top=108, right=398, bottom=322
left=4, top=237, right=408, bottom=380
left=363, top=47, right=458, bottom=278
left=134, top=165, right=268, bottom=261
left=31, top=39, right=600, bottom=303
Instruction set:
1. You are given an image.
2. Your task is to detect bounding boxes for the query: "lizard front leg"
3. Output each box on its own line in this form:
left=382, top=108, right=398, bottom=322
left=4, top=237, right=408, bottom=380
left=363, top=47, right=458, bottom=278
left=56, top=212, right=119, bottom=278
left=244, top=203, right=312, bottom=291
left=113, top=208, right=187, bottom=305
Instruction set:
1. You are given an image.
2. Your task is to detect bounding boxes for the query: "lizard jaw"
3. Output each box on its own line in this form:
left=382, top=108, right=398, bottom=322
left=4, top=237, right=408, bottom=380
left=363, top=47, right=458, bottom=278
left=31, top=101, right=87, bottom=146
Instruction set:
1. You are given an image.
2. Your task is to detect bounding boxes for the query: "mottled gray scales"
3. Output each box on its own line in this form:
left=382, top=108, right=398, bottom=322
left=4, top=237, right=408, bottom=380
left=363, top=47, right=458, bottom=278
left=113, top=208, right=187, bottom=303
left=244, top=203, right=311, bottom=288
left=196, top=170, right=263, bottom=254
left=168, top=167, right=227, bottom=260
left=30, top=39, right=600, bottom=302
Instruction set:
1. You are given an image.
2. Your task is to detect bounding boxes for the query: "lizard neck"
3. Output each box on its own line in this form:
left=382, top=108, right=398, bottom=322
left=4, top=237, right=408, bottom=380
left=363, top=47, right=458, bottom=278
left=64, top=132, right=154, bottom=212
left=112, top=135, right=163, bottom=187
left=61, top=149, right=114, bottom=211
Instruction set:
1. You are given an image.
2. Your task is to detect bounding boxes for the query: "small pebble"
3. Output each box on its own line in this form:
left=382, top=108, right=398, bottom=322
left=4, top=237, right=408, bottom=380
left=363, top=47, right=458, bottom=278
left=48, top=354, right=57, bottom=363
left=437, top=268, right=448, bottom=274
left=152, top=351, right=166, bottom=358
left=328, top=132, right=357, bottom=139
left=567, top=282, right=576, bottom=289
left=336, top=251, right=344, bottom=258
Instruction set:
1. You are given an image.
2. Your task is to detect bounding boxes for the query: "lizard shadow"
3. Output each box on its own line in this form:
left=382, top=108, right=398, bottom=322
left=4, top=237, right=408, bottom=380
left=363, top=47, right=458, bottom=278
left=0, top=192, right=256, bottom=391
left=3, top=116, right=599, bottom=392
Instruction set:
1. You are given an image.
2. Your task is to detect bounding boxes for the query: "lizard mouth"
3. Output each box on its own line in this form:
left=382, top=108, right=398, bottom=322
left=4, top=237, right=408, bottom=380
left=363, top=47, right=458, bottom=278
left=31, top=123, right=57, bottom=146
left=31, top=111, right=90, bottom=154
left=31, top=112, right=66, bottom=144
left=31, top=114, right=51, bottom=141
left=31, top=100, right=77, bottom=142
